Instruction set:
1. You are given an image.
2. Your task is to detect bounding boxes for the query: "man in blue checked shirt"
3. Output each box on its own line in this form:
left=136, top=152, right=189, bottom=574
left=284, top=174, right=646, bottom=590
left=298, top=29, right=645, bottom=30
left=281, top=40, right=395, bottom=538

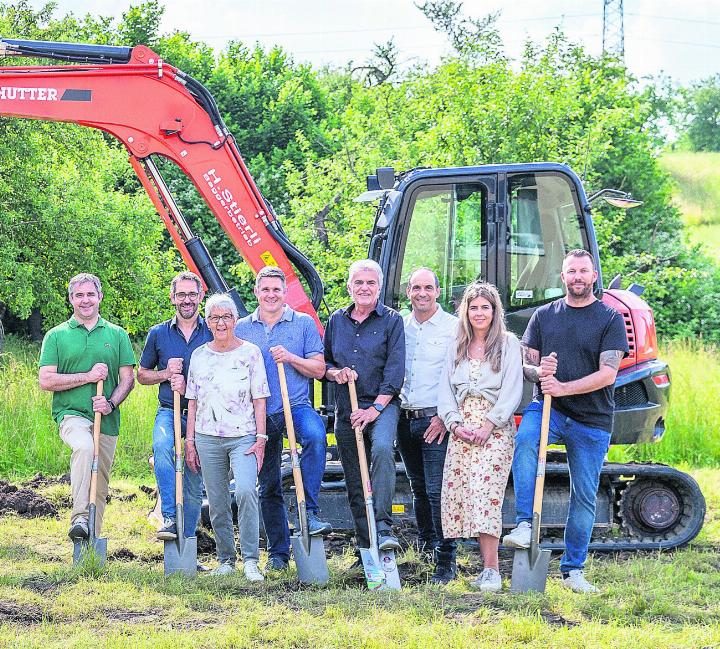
left=235, top=266, right=332, bottom=572
left=138, top=271, right=212, bottom=544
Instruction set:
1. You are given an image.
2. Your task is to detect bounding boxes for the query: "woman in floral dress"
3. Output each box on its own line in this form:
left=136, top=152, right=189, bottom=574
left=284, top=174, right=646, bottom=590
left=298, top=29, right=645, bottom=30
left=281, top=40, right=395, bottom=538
left=438, top=282, right=523, bottom=591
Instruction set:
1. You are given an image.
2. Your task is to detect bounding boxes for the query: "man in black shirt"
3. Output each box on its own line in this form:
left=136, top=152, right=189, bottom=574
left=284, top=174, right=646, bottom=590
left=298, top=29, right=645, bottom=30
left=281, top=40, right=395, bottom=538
left=325, top=259, right=405, bottom=552
left=503, top=250, right=629, bottom=593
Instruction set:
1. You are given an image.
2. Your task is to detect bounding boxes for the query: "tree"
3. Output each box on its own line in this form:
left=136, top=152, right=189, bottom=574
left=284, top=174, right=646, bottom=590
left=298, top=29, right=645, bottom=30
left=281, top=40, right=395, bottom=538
left=682, top=75, right=720, bottom=152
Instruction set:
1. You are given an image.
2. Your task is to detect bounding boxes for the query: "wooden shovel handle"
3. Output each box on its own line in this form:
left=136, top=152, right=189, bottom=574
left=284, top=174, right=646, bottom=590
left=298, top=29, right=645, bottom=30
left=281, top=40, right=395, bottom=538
left=88, top=380, right=104, bottom=508
left=532, top=393, right=552, bottom=517
left=277, top=362, right=307, bottom=505
left=174, top=390, right=183, bottom=507
left=348, top=380, right=373, bottom=501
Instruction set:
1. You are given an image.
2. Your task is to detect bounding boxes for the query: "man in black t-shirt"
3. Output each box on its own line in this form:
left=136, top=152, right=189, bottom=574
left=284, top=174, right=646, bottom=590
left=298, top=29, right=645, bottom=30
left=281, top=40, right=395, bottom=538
left=503, top=250, right=629, bottom=594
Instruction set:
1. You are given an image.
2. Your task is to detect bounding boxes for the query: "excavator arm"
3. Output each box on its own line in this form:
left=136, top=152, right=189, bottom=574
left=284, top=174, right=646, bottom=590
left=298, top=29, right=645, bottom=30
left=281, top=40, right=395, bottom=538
left=0, top=38, right=323, bottom=327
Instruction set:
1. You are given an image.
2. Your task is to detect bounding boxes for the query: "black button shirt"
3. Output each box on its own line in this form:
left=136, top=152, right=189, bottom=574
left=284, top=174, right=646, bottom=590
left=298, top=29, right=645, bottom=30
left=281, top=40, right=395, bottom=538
left=324, top=302, right=405, bottom=417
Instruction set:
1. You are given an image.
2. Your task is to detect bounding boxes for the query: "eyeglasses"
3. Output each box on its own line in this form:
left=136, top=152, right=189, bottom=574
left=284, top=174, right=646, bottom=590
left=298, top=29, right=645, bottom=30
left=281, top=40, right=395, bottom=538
left=208, top=314, right=235, bottom=324
left=174, top=291, right=200, bottom=301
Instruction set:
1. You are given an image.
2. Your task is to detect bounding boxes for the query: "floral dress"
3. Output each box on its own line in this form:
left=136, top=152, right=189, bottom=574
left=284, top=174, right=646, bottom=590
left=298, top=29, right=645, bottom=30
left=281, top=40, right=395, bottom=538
left=441, top=359, right=516, bottom=539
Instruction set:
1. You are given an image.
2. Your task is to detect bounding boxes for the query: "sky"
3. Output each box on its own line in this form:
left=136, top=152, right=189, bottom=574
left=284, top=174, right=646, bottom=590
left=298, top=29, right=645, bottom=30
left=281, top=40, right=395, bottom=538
left=22, top=0, right=720, bottom=85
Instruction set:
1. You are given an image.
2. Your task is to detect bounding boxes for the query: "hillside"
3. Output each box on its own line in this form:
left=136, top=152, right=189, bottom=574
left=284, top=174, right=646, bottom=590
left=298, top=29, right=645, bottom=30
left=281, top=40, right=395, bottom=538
left=660, top=150, right=720, bottom=259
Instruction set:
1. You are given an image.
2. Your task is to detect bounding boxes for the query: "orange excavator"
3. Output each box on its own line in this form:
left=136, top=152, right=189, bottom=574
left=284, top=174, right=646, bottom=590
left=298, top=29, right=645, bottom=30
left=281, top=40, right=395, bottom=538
left=0, top=38, right=705, bottom=550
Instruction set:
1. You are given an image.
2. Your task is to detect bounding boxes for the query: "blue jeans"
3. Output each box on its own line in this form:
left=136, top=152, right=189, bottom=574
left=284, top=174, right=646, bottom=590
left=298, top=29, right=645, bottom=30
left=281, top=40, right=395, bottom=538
left=512, top=400, right=611, bottom=572
left=152, top=407, right=204, bottom=538
left=335, top=402, right=400, bottom=549
left=396, top=415, right=456, bottom=565
left=259, top=403, right=328, bottom=562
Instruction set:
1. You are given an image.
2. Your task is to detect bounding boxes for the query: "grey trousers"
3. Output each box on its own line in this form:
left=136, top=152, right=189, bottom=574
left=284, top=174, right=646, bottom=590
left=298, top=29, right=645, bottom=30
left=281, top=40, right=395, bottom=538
left=195, top=433, right=259, bottom=564
left=334, top=403, right=400, bottom=548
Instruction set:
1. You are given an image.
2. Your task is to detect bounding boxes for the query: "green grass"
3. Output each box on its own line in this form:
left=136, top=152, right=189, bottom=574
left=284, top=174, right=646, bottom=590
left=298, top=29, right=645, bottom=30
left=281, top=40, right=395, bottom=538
left=0, top=335, right=158, bottom=479
left=0, top=472, right=714, bottom=647
left=660, top=151, right=720, bottom=227
left=609, top=340, right=720, bottom=467
left=661, top=150, right=720, bottom=259
left=2, top=335, right=719, bottom=478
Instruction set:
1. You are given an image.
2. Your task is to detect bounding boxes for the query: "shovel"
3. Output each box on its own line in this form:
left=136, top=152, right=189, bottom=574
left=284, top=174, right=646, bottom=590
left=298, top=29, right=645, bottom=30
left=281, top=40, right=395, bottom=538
left=277, top=362, right=329, bottom=585
left=511, top=393, right=553, bottom=593
left=163, top=390, right=198, bottom=576
left=348, top=380, right=401, bottom=591
left=73, top=380, right=108, bottom=567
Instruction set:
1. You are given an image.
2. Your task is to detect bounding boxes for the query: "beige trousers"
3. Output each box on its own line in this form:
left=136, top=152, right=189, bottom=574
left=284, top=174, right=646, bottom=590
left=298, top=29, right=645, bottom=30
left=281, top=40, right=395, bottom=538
left=58, top=415, right=118, bottom=535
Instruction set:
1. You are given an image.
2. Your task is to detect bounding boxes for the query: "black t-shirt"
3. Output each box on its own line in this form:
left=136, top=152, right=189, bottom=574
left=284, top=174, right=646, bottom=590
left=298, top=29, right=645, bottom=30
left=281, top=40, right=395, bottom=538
left=523, top=298, right=629, bottom=432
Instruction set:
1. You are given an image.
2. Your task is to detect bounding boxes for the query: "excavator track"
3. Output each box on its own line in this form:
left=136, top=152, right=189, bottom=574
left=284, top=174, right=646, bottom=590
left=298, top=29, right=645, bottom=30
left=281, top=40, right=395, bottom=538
left=536, top=460, right=706, bottom=551
left=277, top=454, right=706, bottom=552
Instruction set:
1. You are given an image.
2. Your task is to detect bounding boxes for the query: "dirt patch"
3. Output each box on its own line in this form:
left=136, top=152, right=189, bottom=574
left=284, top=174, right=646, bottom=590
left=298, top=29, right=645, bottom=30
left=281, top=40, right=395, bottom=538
left=139, top=485, right=155, bottom=496
left=0, top=600, right=48, bottom=624
left=540, top=612, right=580, bottom=627
left=196, top=528, right=216, bottom=555
left=105, top=608, right=162, bottom=624
left=0, top=480, right=58, bottom=518
left=21, top=473, right=70, bottom=489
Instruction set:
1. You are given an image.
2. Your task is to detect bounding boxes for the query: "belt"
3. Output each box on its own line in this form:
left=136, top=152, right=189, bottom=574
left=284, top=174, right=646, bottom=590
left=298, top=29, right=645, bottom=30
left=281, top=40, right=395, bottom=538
left=403, top=407, right=437, bottom=420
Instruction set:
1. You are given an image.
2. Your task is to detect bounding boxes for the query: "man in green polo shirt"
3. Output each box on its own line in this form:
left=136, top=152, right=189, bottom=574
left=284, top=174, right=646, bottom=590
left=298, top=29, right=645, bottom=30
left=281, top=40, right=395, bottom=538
left=39, top=273, right=135, bottom=541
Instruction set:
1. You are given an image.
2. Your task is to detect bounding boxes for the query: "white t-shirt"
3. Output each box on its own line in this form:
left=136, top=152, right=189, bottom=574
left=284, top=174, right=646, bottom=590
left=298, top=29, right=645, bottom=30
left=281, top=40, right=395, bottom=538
left=186, top=342, right=270, bottom=437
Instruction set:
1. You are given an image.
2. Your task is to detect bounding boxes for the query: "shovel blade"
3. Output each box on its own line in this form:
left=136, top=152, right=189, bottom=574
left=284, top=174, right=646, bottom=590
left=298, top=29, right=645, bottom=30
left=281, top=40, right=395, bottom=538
left=164, top=536, right=197, bottom=577
left=510, top=547, right=552, bottom=593
left=291, top=534, right=329, bottom=585
left=73, top=537, right=107, bottom=568
left=359, top=547, right=401, bottom=591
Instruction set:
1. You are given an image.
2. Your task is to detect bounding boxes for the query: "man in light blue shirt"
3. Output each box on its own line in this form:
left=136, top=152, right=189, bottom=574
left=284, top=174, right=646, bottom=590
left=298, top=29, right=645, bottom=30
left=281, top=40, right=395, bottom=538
left=235, top=266, right=331, bottom=571
left=398, top=267, right=458, bottom=584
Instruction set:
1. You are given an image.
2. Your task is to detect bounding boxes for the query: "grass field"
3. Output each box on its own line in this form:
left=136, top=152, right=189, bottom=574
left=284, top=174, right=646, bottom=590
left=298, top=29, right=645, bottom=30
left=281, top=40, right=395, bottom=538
left=0, top=469, right=715, bottom=648
left=2, top=335, right=718, bottom=480
left=661, top=150, right=720, bottom=259
left=1, top=337, right=719, bottom=646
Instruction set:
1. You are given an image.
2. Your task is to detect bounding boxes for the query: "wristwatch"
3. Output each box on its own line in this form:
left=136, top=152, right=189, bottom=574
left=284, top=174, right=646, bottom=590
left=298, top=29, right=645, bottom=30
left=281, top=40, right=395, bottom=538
left=372, top=402, right=385, bottom=413
left=107, top=399, right=116, bottom=412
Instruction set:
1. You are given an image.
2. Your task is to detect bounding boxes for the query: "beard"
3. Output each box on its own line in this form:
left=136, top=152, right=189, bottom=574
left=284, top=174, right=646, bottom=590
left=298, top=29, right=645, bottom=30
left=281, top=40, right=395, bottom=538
left=566, top=281, right=593, bottom=299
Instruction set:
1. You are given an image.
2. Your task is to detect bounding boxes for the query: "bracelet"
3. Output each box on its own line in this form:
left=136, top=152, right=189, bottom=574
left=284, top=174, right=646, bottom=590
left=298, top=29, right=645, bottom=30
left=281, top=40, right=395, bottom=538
left=186, top=437, right=195, bottom=442
left=256, top=433, right=269, bottom=440
left=107, top=399, right=116, bottom=412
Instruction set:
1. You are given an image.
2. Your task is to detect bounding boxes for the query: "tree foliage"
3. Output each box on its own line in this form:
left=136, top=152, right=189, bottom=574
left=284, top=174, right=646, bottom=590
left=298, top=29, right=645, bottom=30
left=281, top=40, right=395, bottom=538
left=681, top=75, right=720, bottom=152
left=0, top=0, right=718, bottom=342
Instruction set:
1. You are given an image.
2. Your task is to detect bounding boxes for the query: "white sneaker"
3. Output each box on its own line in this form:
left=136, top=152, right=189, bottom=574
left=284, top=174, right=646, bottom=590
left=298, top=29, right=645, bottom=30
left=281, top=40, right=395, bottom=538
left=208, top=562, right=236, bottom=577
left=471, top=568, right=502, bottom=592
left=562, top=569, right=599, bottom=593
left=502, top=521, right=532, bottom=549
left=243, top=559, right=265, bottom=582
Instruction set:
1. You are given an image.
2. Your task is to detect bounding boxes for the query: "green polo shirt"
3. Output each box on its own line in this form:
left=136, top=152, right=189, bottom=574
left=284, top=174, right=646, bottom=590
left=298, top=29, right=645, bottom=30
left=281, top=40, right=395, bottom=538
left=39, top=316, right=136, bottom=436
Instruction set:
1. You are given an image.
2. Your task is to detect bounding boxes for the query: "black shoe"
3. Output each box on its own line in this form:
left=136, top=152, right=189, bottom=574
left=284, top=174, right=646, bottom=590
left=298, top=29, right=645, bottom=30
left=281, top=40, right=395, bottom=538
left=307, top=512, right=332, bottom=536
left=378, top=533, right=401, bottom=551
left=156, top=517, right=178, bottom=541
left=68, top=520, right=89, bottom=541
left=265, top=556, right=289, bottom=572
left=430, top=563, right=457, bottom=585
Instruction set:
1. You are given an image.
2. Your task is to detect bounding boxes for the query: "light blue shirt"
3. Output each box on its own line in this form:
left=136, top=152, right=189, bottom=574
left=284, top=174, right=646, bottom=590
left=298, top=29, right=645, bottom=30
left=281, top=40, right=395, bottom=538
left=234, top=306, right=323, bottom=415
left=400, top=305, right=458, bottom=409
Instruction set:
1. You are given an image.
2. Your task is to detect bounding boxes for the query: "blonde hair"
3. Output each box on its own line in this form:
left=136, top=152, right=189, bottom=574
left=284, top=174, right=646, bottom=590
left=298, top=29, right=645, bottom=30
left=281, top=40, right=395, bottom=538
left=455, top=282, right=507, bottom=373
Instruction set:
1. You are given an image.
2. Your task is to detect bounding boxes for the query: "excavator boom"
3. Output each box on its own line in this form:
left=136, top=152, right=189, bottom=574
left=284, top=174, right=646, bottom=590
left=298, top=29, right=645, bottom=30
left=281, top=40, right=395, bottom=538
left=0, top=38, right=323, bottom=325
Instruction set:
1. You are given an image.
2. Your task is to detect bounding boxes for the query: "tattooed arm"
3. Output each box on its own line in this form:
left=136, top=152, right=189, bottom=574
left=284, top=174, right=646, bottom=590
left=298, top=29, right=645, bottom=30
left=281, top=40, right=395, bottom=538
left=523, top=346, right=558, bottom=383
left=539, top=350, right=624, bottom=398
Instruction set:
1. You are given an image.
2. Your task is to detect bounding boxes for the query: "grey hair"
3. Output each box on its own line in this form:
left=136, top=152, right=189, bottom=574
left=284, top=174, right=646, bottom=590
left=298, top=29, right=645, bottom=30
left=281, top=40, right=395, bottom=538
left=68, top=273, right=102, bottom=298
left=204, top=293, right=239, bottom=320
left=171, top=271, right=202, bottom=294
left=255, top=265, right=287, bottom=291
left=347, top=259, right=383, bottom=290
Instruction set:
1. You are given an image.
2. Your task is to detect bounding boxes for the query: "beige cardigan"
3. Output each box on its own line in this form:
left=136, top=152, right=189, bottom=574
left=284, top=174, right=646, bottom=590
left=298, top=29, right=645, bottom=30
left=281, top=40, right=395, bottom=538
left=438, top=332, right=524, bottom=430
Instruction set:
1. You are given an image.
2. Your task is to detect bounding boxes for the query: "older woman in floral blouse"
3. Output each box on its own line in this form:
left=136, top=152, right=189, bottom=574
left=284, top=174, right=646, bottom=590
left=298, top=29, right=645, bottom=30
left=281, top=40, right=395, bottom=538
left=185, top=293, right=270, bottom=582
